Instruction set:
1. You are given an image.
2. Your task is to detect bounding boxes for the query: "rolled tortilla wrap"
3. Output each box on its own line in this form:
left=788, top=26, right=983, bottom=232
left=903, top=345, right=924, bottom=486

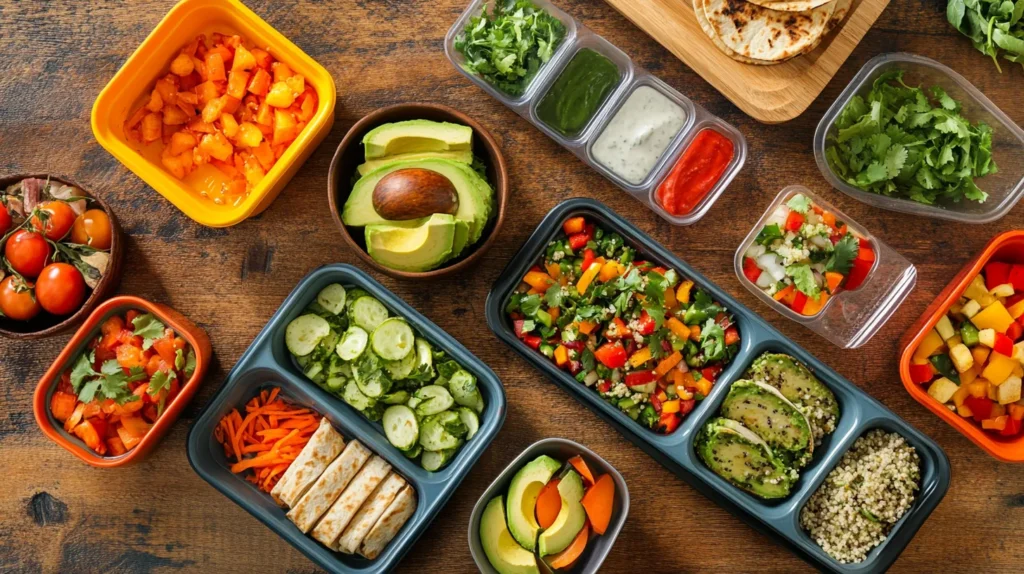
left=287, top=440, right=372, bottom=533
left=311, top=455, right=391, bottom=548
left=270, top=417, right=344, bottom=508
left=336, top=473, right=407, bottom=554
left=359, top=484, right=418, bottom=560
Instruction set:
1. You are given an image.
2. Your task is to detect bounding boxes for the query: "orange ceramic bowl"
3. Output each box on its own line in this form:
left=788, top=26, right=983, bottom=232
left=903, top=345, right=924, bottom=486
left=91, top=0, right=336, bottom=227
left=899, top=230, right=1024, bottom=462
left=33, top=296, right=212, bottom=467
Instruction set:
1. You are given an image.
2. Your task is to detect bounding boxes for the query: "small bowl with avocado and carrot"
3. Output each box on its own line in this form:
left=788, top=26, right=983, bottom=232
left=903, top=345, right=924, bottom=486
left=328, top=103, right=508, bottom=279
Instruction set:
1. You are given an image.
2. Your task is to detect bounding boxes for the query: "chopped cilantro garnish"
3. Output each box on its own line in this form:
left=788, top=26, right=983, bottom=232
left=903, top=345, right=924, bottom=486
left=755, top=223, right=784, bottom=246
left=787, top=264, right=821, bottom=299
left=786, top=194, right=812, bottom=214
left=131, top=313, right=167, bottom=350
left=826, top=234, right=860, bottom=275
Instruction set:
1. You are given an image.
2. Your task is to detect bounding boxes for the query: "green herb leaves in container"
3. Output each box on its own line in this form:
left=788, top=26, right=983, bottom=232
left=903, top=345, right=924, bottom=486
left=454, top=0, right=567, bottom=97
left=947, top=0, right=1024, bottom=72
left=825, top=70, right=998, bottom=206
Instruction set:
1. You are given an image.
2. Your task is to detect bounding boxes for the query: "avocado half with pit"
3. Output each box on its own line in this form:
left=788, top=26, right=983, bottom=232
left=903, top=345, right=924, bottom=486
left=505, top=455, right=562, bottom=552
left=537, top=469, right=586, bottom=557
left=480, top=496, right=541, bottom=574
left=720, top=380, right=814, bottom=468
left=696, top=417, right=796, bottom=499
left=747, top=353, right=839, bottom=444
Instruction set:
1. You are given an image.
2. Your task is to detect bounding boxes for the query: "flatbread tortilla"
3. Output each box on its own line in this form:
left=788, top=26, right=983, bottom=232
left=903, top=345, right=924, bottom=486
left=702, top=0, right=837, bottom=62
left=693, top=0, right=779, bottom=65
left=359, top=485, right=418, bottom=560
left=336, top=473, right=407, bottom=554
left=310, top=454, right=391, bottom=548
left=744, top=0, right=833, bottom=12
left=287, top=440, right=372, bottom=533
left=270, top=417, right=344, bottom=508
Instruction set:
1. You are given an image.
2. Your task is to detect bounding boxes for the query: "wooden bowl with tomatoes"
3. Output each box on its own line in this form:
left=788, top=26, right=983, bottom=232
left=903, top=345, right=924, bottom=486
left=0, top=174, right=124, bottom=340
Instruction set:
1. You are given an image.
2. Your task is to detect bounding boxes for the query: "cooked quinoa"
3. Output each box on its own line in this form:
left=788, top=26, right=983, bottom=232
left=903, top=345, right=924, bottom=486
left=799, top=429, right=921, bottom=564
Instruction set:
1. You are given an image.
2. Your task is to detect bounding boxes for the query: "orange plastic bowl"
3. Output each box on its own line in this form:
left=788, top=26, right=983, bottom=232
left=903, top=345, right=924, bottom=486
left=91, top=0, right=336, bottom=227
left=899, top=230, right=1024, bottom=462
left=33, top=296, right=212, bottom=467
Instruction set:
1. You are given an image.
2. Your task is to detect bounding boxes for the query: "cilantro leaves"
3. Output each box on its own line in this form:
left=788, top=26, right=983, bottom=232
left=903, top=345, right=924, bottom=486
left=786, top=194, right=812, bottom=214
left=78, top=360, right=145, bottom=404
left=825, top=69, right=997, bottom=206
left=826, top=234, right=860, bottom=275
left=131, top=313, right=167, bottom=350
left=787, top=264, right=821, bottom=299
left=454, top=0, right=567, bottom=96
left=755, top=223, right=784, bottom=246
left=699, top=319, right=727, bottom=363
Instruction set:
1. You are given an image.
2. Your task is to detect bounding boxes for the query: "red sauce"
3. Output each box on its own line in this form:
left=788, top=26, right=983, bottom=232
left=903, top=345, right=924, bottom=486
left=656, top=129, right=734, bottom=216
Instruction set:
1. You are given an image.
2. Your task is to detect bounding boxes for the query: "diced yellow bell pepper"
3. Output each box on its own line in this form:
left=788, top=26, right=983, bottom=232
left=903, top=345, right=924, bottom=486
left=676, top=280, right=694, bottom=306
left=913, top=330, right=946, bottom=361
left=695, top=376, right=712, bottom=397
left=946, top=334, right=963, bottom=349
left=957, top=403, right=974, bottom=418
left=972, top=346, right=991, bottom=367
left=1008, top=299, right=1024, bottom=319
left=953, top=384, right=972, bottom=407
left=524, top=270, right=555, bottom=291
left=968, top=380, right=989, bottom=398
left=989, top=383, right=1000, bottom=401
left=972, top=301, right=1015, bottom=333
left=960, top=365, right=979, bottom=386
left=1014, top=364, right=1024, bottom=379
left=554, top=345, right=569, bottom=367
left=598, top=260, right=623, bottom=283
left=628, top=347, right=652, bottom=368
left=576, top=262, right=602, bottom=295
left=964, top=275, right=989, bottom=301
left=992, top=403, right=1007, bottom=418
left=661, top=399, right=681, bottom=414
left=983, top=353, right=1018, bottom=385
left=1008, top=403, right=1024, bottom=421
left=578, top=321, right=597, bottom=335
left=666, top=317, right=689, bottom=340
left=982, top=415, right=1008, bottom=431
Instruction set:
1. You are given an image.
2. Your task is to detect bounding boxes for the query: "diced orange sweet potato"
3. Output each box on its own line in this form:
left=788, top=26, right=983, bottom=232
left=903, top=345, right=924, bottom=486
left=241, top=153, right=266, bottom=186
left=146, top=90, right=164, bottom=112
left=226, top=70, right=250, bottom=99
left=222, top=35, right=242, bottom=50
left=232, top=45, right=256, bottom=72
left=141, top=112, right=163, bottom=143
left=247, top=68, right=271, bottom=96
left=205, top=52, right=226, bottom=82
left=161, top=152, right=188, bottom=178
left=210, top=159, right=239, bottom=178
left=195, top=80, right=221, bottom=106
left=255, top=100, right=273, bottom=126
left=221, top=95, right=241, bottom=114
left=168, top=131, right=197, bottom=156
left=162, top=105, right=189, bottom=125
left=297, top=90, right=317, bottom=122
left=265, top=81, right=295, bottom=108
left=154, top=78, right=177, bottom=104
left=272, top=109, right=299, bottom=145
left=201, top=96, right=226, bottom=123
left=187, top=118, right=216, bottom=133
left=236, top=122, right=263, bottom=147
left=208, top=44, right=233, bottom=64
left=252, top=141, right=275, bottom=171
left=199, top=132, right=233, bottom=161
left=220, top=113, right=240, bottom=138
left=170, top=52, right=195, bottom=76
left=250, top=48, right=273, bottom=69
left=271, top=61, right=293, bottom=82
left=284, top=74, right=305, bottom=96
left=179, top=70, right=201, bottom=91
left=177, top=91, right=198, bottom=106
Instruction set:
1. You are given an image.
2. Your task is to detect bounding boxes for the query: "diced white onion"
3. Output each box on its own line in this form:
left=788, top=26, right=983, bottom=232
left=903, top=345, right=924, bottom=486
left=756, top=272, right=774, bottom=288
left=809, top=235, right=831, bottom=250
left=745, top=244, right=767, bottom=258
left=584, top=371, right=599, bottom=386
left=758, top=253, right=787, bottom=282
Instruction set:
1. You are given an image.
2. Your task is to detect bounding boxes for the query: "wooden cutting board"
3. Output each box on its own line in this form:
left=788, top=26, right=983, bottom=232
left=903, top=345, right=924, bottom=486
left=604, top=0, right=890, bottom=124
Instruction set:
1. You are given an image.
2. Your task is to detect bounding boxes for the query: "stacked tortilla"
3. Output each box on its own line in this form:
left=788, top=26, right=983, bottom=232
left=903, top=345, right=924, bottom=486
left=269, top=418, right=418, bottom=560
left=694, top=0, right=853, bottom=64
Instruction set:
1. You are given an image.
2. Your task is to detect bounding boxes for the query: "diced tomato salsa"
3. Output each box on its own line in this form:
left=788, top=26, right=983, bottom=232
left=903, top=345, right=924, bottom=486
left=49, top=310, right=196, bottom=456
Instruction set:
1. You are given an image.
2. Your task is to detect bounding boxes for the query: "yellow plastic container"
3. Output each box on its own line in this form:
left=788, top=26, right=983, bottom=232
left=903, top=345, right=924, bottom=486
left=91, top=0, right=336, bottom=227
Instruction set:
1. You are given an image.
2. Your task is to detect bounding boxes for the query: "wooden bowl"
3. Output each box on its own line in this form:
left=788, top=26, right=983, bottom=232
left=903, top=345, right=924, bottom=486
left=328, top=103, right=508, bottom=279
left=0, top=174, right=124, bottom=340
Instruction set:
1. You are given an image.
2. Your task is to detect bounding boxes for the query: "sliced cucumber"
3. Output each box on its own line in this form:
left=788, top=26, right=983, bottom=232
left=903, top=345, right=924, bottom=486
left=385, top=348, right=418, bottom=380
left=458, top=407, right=480, bottom=440
left=355, top=371, right=390, bottom=398
left=453, top=383, right=485, bottom=413
left=414, top=337, right=434, bottom=373
left=285, top=314, right=330, bottom=356
left=295, top=353, right=311, bottom=369
left=383, top=405, right=420, bottom=450
left=316, top=283, right=347, bottom=315
left=406, top=395, right=422, bottom=410
left=325, top=376, right=347, bottom=392
left=351, top=297, right=389, bottom=332
left=343, top=380, right=375, bottom=411
left=303, top=361, right=324, bottom=381
left=449, top=370, right=477, bottom=402
left=364, top=402, right=385, bottom=422
left=336, top=326, right=369, bottom=361
left=381, top=390, right=410, bottom=405
left=434, top=410, right=467, bottom=437
left=419, top=416, right=461, bottom=451
left=314, top=329, right=341, bottom=360
left=421, top=448, right=456, bottom=471
left=403, top=444, right=423, bottom=459
left=371, top=318, right=415, bottom=361
left=414, top=385, right=454, bottom=417
left=346, top=288, right=370, bottom=307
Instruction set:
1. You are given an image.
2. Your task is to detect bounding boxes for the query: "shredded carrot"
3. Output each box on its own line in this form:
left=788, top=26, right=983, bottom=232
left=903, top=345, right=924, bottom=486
left=215, top=387, right=322, bottom=493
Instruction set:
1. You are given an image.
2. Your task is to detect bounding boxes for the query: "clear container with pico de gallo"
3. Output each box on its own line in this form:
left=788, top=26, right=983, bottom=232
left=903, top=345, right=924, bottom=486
left=734, top=186, right=917, bottom=349
left=444, top=0, right=746, bottom=226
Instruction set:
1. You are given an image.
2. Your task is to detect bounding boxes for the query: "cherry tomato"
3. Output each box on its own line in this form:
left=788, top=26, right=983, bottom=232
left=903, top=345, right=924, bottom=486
left=35, top=263, right=86, bottom=316
left=0, top=204, right=11, bottom=235
left=0, top=276, right=41, bottom=321
left=70, top=209, right=112, bottom=250
left=4, top=230, right=51, bottom=278
left=30, top=201, right=76, bottom=241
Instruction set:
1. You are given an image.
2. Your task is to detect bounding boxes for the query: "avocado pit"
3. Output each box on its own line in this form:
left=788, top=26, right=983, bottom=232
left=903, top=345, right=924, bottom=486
left=372, top=168, right=459, bottom=221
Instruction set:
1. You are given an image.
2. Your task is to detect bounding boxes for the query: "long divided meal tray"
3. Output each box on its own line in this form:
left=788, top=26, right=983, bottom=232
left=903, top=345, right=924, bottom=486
left=484, top=198, right=949, bottom=573
left=187, top=264, right=507, bottom=573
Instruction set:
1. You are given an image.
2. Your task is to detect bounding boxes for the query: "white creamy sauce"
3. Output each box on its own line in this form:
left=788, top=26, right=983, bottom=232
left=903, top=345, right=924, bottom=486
left=591, top=86, right=688, bottom=185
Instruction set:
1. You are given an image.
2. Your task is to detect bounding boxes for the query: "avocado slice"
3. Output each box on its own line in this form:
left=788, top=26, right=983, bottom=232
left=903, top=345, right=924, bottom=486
left=696, top=417, right=796, bottom=499
left=721, top=380, right=814, bottom=468
left=537, top=470, right=586, bottom=556
left=479, top=496, right=540, bottom=574
left=362, top=119, right=473, bottom=159
left=450, top=219, right=470, bottom=260
left=357, top=149, right=474, bottom=176
left=506, top=455, right=562, bottom=552
left=343, top=158, right=493, bottom=244
left=747, top=353, right=839, bottom=444
left=365, top=213, right=456, bottom=272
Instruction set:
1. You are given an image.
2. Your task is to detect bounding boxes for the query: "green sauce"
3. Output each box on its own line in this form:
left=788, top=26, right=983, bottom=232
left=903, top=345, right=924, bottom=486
left=536, top=49, right=621, bottom=137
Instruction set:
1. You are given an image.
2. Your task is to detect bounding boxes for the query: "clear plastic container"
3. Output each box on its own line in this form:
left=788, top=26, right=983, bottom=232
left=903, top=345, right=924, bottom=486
left=444, top=0, right=747, bottom=226
left=814, top=53, right=1024, bottom=224
left=734, top=186, right=917, bottom=349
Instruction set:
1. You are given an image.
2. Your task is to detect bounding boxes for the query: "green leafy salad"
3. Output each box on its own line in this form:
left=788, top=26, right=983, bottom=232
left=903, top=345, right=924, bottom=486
left=825, top=70, right=997, bottom=206
left=947, top=0, right=1024, bottom=72
left=454, top=0, right=567, bottom=96
left=285, top=283, right=485, bottom=471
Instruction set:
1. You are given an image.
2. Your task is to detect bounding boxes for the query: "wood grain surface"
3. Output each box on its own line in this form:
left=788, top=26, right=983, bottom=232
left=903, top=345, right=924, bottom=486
left=0, top=0, right=1022, bottom=572
left=603, top=0, right=888, bottom=123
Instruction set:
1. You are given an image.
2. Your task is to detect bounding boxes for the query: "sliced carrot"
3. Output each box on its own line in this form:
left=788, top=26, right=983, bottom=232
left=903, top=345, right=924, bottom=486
left=567, top=455, right=595, bottom=486
left=535, top=478, right=562, bottom=529
left=546, top=521, right=589, bottom=569
left=581, top=474, right=615, bottom=535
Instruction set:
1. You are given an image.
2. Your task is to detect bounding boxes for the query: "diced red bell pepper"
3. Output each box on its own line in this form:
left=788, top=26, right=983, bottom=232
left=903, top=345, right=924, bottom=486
left=844, top=257, right=873, bottom=291
left=563, top=217, right=586, bottom=235
left=650, top=266, right=668, bottom=275
left=655, top=413, right=681, bottom=434
left=909, top=363, right=935, bottom=384
left=678, top=399, right=696, bottom=416
left=965, top=396, right=994, bottom=421
left=724, top=326, right=740, bottom=347
left=715, top=312, right=732, bottom=329
left=636, top=311, right=656, bottom=336
left=581, top=249, right=596, bottom=273
left=994, top=332, right=1015, bottom=357
left=791, top=291, right=809, bottom=313
left=73, top=419, right=107, bottom=454
left=701, top=365, right=723, bottom=383
left=522, top=335, right=542, bottom=350
left=594, top=342, right=628, bottom=369
left=597, top=380, right=612, bottom=394
left=784, top=211, right=805, bottom=232
left=742, top=257, right=761, bottom=284
left=567, top=224, right=594, bottom=251
left=633, top=260, right=652, bottom=270
left=1008, top=321, right=1023, bottom=342
left=625, top=370, right=658, bottom=387
left=985, top=261, right=1012, bottom=290
left=1008, top=264, right=1024, bottom=291
left=1001, top=416, right=1023, bottom=436
left=650, top=391, right=663, bottom=413
left=513, top=319, right=527, bottom=338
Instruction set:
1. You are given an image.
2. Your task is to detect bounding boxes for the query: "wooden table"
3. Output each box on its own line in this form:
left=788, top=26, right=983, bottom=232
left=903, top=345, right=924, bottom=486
left=1, top=1, right=1021, bottom=572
